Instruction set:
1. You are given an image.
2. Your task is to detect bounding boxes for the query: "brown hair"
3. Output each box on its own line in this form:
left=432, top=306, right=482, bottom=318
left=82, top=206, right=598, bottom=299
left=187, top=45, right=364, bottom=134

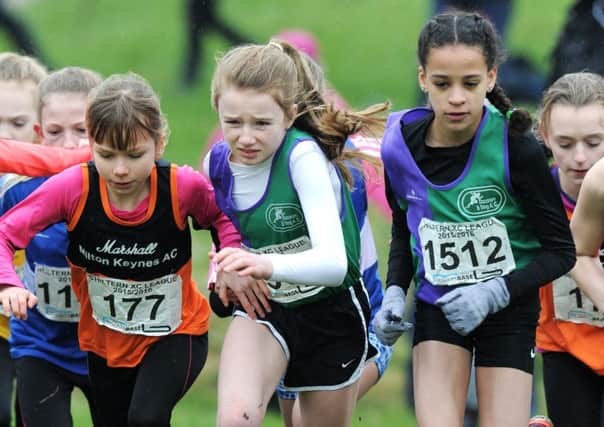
left=38, top=66, right=102, bottom=119
left=536, top=72, right=604, bottom=140
left=86, top=73, right=168, bottom=151
left=211, top=41, right=388, bottom=185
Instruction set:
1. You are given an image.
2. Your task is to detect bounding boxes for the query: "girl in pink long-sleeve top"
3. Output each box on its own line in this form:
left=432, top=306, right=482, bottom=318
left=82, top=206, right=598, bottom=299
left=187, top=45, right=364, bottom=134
left=0, top=73, right=239, bottom=427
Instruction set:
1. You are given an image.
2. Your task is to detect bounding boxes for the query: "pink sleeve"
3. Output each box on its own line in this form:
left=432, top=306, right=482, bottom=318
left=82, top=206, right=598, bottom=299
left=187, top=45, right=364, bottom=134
left=176, top=165, right=240, bottom=249
left=349, top=135, right=391, bottom=218
left=363, top=162, right=391, bottom=217
left=0, top=166, right=83, bottom=286
left=0, top=139, right=91, bottom=176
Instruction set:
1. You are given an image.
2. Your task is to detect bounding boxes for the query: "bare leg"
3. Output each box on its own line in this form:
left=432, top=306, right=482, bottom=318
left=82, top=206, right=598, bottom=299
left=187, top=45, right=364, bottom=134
left=413, top=341, right=472, bottom=427
left=216, top=317, right=287, bottom=427
left=476, top=366, right=532, bottom=427
left=297, top=382, right=359, bottom=427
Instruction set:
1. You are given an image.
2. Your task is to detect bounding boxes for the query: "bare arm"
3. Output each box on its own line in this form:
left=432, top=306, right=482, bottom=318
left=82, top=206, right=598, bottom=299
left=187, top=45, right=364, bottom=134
left=570, top=159, right=604, bottom=310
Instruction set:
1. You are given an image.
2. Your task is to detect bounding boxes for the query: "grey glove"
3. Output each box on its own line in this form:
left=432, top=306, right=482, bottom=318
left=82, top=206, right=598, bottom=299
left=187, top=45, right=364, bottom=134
left=436, top=277, right=510, bottom=336
left=372, top=286, right=413, bottom=346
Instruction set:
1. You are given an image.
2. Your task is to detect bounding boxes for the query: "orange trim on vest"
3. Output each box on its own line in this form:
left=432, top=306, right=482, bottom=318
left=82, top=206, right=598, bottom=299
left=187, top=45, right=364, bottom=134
left=99, top=166, right=158, bottom=226
left=170, top=164, right=186, bottom=231
left=69, top=259, right=209, bottom=368
left=537, top=200, right=604, bottom=374
left=67, top=164, right=90, bottom=232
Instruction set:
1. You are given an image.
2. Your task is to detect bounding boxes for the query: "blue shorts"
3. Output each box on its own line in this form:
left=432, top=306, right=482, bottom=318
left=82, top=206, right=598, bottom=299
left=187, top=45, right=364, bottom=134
left=276, top=331, right=393, bottom=400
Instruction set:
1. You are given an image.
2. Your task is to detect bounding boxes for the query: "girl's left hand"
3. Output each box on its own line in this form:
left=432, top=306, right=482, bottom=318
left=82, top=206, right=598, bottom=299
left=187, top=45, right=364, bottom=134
left=212, top=247, right=273, bottom=280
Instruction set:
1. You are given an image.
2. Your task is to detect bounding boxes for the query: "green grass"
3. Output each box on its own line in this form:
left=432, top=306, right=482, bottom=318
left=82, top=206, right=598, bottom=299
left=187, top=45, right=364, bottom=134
left=1, top=0, right=574, bottom=424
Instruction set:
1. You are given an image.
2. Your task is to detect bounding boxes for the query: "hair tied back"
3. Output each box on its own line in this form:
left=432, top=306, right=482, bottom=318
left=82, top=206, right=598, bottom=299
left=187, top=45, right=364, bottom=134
left=267, top=41, right=284, bottom=52
left=506, top=108, right=516, bottom=120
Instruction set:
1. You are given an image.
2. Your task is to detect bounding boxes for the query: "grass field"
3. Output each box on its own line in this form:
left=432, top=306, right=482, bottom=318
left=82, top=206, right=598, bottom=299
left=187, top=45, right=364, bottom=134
left=1, top=0, right=576, bottom=424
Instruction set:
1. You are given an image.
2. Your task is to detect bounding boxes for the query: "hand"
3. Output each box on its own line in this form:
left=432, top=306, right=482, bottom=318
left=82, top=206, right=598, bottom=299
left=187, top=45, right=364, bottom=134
left=436, top=277, right=510, bottom=336
left=212, top=247, right=273, bottom=280
left=372, top=286, right=413, bottom=346
left=0, top=285, right=37, bottom=320
left=215, top=270, right=272, bottom=320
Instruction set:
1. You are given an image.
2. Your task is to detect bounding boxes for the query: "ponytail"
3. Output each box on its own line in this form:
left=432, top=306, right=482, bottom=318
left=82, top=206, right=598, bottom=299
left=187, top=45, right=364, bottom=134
left=487, top=83, right=532, bottom=139
left=278, top=40, right=389, bottom=185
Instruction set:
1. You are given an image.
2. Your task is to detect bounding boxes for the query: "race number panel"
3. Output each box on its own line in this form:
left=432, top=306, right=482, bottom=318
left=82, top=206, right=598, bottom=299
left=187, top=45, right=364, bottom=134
left=553, top=274, right=604, bottom=326
left=35, top=265, right=80, bottom=322
left=419, top=217, right=515, bottom=286
left=244, top=236, right=322, bottom=304
left=88, top=273, right=182, bottom=336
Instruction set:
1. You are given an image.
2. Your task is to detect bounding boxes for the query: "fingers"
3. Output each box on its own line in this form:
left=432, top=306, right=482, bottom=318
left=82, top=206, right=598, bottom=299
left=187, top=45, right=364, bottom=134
left=218, top=281, right=230, bottom=308
left=240, top=280, right=272, bottom=318
left=373, top=312, right=413, bottom=346
left=27, top=293, right=38, bottom=309
left=256, top=280, right=272, bottom=313
left=248, top=280, right=272, bottom=316
left=388, top=305, right=405, bottom=320
left=245, top=289, right=265, bottom=318
left=217, top=254, right=250, bottom=274
left=0, top=296, right=11, bottom=318
left=1, top=289, right=34, bottom=320
left=212, top=247, right=242, bottom=271
left=435, top=289, right=462, bottom=307
left=450, top=321, right=471, bottom=336
left=14, top=293, right=28, bottom=320
left=235, top=291, right=257, bottom=321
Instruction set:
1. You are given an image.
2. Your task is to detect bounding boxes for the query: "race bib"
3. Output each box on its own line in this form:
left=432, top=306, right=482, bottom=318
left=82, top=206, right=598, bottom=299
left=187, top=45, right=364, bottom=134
left=34, top=265, right=79, bottom=322
left=418, top=217, right=515, bottom=286
left=244, top=236, right=322, bottom=304
left=88, top=274, right=182, bottom=336
left=553, top=274, right=604, bottom=326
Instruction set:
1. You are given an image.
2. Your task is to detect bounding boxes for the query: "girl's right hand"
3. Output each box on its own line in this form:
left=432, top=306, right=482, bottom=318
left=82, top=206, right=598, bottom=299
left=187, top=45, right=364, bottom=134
left=215, top=270, right=272, bottom=320
left=0, top=285, right=37, bottom=320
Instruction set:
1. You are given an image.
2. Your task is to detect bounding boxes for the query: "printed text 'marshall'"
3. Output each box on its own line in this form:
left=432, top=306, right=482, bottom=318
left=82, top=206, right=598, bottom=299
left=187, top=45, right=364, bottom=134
left=95, top=240, right=158, bottom=256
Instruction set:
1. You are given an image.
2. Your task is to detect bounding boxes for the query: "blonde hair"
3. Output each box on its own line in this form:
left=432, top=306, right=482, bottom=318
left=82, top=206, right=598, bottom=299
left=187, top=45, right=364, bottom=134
left=537, top=72, right=604, bottom=140
left=38, top=66, right=102, bottom=118
left=0, top=52, right=47, bottom=83
left=86, top=73, right=168, bottom=151
left=211, top=41, right=388, bottom=184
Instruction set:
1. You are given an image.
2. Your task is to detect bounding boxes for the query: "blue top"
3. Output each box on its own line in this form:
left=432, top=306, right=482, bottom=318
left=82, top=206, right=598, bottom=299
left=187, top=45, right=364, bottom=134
left=345, top=141, right=383, bottom=325
left=1, top=175, right=87, bottom=376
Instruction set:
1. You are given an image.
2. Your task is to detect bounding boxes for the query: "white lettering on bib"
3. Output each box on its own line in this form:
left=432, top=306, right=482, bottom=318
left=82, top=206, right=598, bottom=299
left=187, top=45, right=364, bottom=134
left=418, top=217, right=515, bottom=286
left=87, top=273, right=182, bottom=336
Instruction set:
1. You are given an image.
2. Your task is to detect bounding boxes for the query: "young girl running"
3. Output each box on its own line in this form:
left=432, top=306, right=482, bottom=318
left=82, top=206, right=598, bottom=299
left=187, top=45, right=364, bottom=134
left=373, top=11, right=575, bottom=426
left=0, top=51, right=47, bottom=427
left=206, top=41, right=387, bottom=427
left=0, top=66, right=102, bottom=426
left=271, top=51, right=392, bottom=427
left=535, top=72, right=604, bottom=427
left=0, top=72, right=239, bottom=427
